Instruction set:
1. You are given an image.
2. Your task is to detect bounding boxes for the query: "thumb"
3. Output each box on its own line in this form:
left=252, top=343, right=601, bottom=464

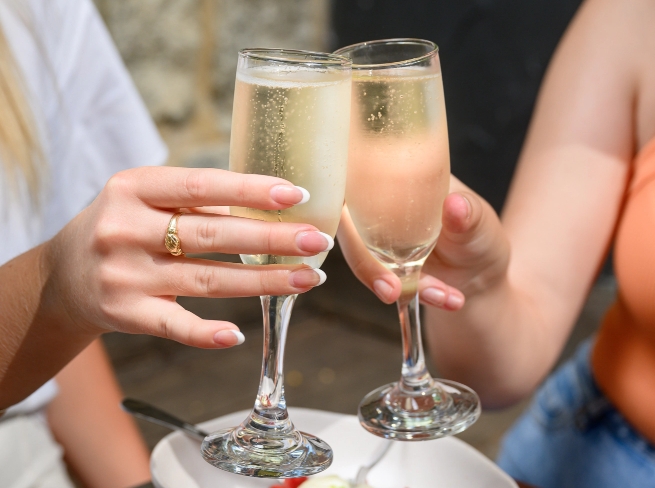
left=424, top=190, right=509, bottom=293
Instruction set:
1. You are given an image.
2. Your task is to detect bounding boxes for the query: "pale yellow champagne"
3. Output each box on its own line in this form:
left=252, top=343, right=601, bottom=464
left=230, top=66, right=351, bottom=268
left=346, top=68, right=450, bottom=268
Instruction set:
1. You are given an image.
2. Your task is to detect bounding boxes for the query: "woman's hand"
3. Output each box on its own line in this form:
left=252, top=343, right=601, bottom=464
left=1, top=166, right=335, bottom=409
left=337, top=175, right=510, bottom=310
left=45, top=167, right=331, bottom=349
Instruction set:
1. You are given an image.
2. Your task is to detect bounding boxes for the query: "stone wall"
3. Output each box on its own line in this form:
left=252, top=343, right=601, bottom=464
left=93, top=0, right=330, bottom=168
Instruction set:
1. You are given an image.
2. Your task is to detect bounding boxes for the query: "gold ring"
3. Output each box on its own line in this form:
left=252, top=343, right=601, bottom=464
left=165, top=212, right=185, bottom=256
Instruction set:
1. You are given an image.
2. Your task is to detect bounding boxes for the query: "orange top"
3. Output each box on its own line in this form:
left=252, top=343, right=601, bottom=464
left=592, top=136, right=655, bottom=444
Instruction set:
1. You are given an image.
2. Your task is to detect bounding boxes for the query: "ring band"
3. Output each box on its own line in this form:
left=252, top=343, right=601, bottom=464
left=165, top=212, right=185, bottom=256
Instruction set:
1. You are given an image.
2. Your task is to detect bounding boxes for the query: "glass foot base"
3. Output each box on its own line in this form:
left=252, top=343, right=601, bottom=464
left=358, top=379, right=481, bottom=441
left=200, top=423, right=332, bottom=478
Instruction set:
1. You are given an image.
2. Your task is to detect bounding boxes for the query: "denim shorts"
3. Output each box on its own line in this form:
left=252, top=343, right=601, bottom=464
left=496, top=340, right=655, bottom=488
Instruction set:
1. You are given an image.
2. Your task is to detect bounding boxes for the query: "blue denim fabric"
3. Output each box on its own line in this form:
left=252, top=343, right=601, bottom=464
left=497, top=340, right=655, bottom=488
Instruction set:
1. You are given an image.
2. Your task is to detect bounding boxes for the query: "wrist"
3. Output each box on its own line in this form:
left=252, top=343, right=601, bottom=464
left=40, top=237, right=105, bottom=339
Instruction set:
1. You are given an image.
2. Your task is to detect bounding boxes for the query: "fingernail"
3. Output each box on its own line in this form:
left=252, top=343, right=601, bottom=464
left=214, top=329, right=245, bottom=346
left=315, top=268, right=327, bottom=285
left=290, top=268, right=326, bottom=288
left=446, top=293, right=464, bottom=309
left=270, top=185, right=310, bottom=205
left=422, top=287, right=446, bottom=307
left=296, top=231, right=334, bottom=252
left=296, top=186, right=310, bottom=204
left=373, top=279, right=393, bottom=301
left=460, top=194, right=472, bottom=220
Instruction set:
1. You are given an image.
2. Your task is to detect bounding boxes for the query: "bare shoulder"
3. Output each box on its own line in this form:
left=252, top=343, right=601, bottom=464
left=560, top=0, right=647, bottom=68
left=520, top=0, right=649, bottom=161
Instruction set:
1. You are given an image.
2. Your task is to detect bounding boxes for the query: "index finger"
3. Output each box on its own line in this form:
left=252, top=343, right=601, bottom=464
left=337, top=205, right=401, bottom=304
left=116, top=167, right=308, bottom=210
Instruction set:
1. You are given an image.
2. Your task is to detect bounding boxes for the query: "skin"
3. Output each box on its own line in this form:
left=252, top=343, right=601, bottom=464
left=339, top=0, right=655, bottom=410
left=0, top=166, right=331, bottom=410
left=47, top=340, right=151, bottom=488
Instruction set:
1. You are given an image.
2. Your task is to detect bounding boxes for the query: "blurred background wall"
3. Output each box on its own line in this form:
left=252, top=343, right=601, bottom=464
left=92, top=0, right=330, bottom=171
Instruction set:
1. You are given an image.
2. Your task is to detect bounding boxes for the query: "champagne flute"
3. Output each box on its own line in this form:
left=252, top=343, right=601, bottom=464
left=334, top=39, right=481, bottom=440
left=200, top=49, right=351, bottom=477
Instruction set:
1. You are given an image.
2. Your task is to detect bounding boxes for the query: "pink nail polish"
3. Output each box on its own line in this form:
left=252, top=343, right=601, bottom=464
left=373, top=279, right=393, bottom=301
left=446, top=293, right=464, bottom=309
left=422, top=287, right=446, bottom=306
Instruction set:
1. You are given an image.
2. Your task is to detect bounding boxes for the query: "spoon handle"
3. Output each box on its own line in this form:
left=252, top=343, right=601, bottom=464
left=121, top=398, right=209, bottom=441
left=354, top=440, right=393, bottom=485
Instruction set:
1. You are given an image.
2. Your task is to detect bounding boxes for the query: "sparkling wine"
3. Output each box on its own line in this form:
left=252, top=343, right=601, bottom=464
left=346, top=68, right=450, bottom=268
left=230, top=67, right=351, bottom=268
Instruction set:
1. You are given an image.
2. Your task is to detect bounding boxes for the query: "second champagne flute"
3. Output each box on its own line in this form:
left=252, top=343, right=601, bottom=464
left=335, top=39, right=481, bottom=440
left=201, top=49, right=352, bottom=477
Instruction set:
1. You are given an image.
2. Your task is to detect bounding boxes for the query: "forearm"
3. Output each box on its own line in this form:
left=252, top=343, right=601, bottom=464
left=425, top=274, right=563, bottom=408
left=48, top=340, right=150, bottom=488
left=0, top=243, right=99, bottom=410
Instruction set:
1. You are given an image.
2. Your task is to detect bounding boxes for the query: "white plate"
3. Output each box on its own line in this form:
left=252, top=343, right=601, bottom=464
left=151, top=407, right=518, bottom=488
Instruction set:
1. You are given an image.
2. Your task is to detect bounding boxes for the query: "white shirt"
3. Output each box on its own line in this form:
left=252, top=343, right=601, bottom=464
left=0, top=0, right=167, bottom=417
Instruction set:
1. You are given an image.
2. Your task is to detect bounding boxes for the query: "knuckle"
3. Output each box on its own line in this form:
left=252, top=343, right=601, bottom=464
left=196, top=219, right=220, bottom=250
left=96, top=262, right=126, bottom=297
left=104, top=170, right=132, bottom=198
left=266, top=225, right=277, bottom=253
left=349, top=255, right=369, bottom=280
left=184, top=169, right=208, bottom=202
left=258, top=268, right=275, bottom=293
left=95, top=271, right=126, bottom=323
left=91, top=216, right=124, bottom=254
left=236, top=174, right=249, bottom=202
left=194, top=266, right=221, bottom=295
left=157, top=313, right=175, bottom=341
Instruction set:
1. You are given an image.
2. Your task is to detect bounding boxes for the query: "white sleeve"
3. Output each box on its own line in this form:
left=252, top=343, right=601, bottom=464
left=29, top=0, right=169, bottom=238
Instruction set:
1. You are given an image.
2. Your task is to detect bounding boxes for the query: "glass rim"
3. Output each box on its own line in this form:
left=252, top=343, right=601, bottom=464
left=238, top=48, right=352, bottom=68
left=333, top=38, right=439, bottom=70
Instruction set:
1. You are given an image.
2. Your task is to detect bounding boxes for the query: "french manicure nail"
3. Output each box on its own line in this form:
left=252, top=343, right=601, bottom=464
left=214, top=329, right=245, bottom=346
left=373, top=279, right=393, bottom=301
left=290, top=268, right=326, bottom=288
left=422, top=287, right=446, bottom=307
left=315, top=268, right=327, bottom=285
left=318, top=232, right=334, bottom=251
left=296, top=186, right=310, bottom=204
left=296, top=231, right=334, bottom=252
left=271, top=185, right=310, bottom=205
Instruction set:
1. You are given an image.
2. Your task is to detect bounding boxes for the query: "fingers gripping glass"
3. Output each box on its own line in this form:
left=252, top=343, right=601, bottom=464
left=200, top=49, right=352, bottom=477
left=334, top=39, right=481, bottom=440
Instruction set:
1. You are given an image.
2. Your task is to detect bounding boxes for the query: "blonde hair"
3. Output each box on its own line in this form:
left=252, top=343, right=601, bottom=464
left=0, top=22, right=43, bottom=202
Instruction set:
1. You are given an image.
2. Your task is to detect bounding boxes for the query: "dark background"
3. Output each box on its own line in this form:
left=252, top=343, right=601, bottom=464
left=331, top=0, right=583, bottom=212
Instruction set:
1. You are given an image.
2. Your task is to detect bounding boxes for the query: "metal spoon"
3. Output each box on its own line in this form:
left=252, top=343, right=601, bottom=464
left=353, top=440, right=392, bottom=486
left=121, top=398, right=209, bottom=441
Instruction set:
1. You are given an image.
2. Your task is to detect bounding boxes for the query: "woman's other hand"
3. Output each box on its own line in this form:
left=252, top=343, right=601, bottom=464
left=337, top=175, right=509, bottom=311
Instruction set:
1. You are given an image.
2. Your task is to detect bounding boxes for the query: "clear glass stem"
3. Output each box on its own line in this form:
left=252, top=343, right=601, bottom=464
left=201, top=292, right=333, bottom=475
left=252, top=294, right=297, bottom=432
left=358, top=262, right=481, bottom=440
left=395, top=265, right=434, bottom=394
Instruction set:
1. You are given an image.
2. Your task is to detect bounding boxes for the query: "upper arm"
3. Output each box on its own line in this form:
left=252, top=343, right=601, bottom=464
left=502, top=0, right=642, bottom=349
